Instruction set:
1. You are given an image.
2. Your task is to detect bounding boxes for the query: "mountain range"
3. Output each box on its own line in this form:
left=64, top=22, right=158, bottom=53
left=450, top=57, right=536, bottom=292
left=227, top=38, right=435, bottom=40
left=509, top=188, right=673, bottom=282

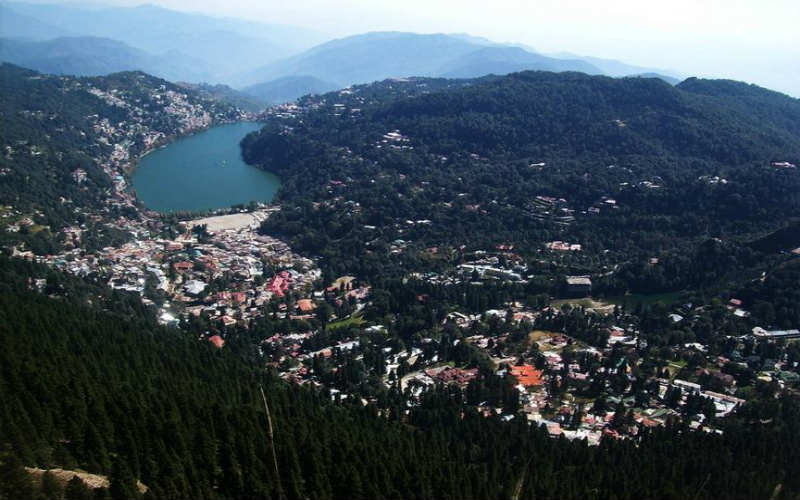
left=0, top=2, right=325, bottom=82
left=235, top=32, right=602, bottom=87
left=0, top=36, right=211, bottom=82
left=0, top=2, right=683, bottom=105
left=236, top=31, right=680, bottom=103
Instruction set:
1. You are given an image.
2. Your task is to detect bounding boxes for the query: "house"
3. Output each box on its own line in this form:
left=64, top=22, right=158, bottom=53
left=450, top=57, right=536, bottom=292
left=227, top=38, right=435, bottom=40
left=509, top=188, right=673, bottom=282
left=208, top=335, right=225, bottom=348
left=346, top=286, right=371, bottom=300
left=268, top=277, right=292, bottom=298
left=673, top=379, right=702, bottom=394
left=547, top=241, right=581, bottom=252
left=752, top=327, right=800, bottom=339
left=425, top=367, right=478, bottom=387
left=510, top=364, right=544, bottom=387
left=173, top=261, right=194, bottom=272
left=297, top=299, right=316, bottom=313
left=669, top=313, right=684, bottom=323
left=546, top=422, right=563, bottom=436
left=183, top=280, right=207, bottom=296
left=566, top=276, right=592, bottom=296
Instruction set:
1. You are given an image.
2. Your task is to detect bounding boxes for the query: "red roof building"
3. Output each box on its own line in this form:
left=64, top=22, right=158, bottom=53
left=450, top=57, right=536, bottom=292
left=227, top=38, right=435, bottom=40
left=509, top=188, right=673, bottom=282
left=208, top=335, right=225, bottom=349
left=426, top=367, right=478, bottom=386
left=510, top=364, right=544, bottom=386
left=297, top=299, right=316, bottom=313
left=268, top=274, right=291, bottom=297
left=173, top=261, right=194, bottom=272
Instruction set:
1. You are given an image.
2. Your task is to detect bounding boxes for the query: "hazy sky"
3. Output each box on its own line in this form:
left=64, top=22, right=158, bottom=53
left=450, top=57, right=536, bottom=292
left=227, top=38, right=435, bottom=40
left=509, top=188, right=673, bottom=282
left=47, top=0, right=800, bottom=95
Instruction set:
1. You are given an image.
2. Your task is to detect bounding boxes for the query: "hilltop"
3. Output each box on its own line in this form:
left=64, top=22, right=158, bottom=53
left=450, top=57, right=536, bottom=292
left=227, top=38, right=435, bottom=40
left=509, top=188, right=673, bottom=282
left=242, top=71, right=800, bottom=284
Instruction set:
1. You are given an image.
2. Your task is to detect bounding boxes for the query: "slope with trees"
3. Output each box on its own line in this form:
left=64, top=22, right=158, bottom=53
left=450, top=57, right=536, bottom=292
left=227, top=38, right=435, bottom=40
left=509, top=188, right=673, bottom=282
left=1, top=256, right=799, bottom=500
left=242, top=71, right=800, bottom=287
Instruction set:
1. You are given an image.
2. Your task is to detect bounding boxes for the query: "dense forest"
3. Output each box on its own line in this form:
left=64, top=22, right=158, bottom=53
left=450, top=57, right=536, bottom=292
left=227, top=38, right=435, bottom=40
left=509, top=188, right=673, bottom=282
left=1, top=256, right=799, bottom=500
left=242, top=72, right=800, bottom=288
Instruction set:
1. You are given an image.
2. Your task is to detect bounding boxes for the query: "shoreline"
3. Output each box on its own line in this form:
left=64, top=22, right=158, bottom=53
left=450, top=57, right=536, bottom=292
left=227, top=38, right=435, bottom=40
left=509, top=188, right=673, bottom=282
left=123, top=119, right=262, bottom=183
left=126, top=121, right=279, bottom=218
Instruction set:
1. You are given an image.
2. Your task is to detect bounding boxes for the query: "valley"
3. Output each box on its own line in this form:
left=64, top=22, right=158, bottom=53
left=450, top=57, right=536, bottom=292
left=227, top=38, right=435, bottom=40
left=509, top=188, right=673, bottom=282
left=1, top=3, right=800, bottom=498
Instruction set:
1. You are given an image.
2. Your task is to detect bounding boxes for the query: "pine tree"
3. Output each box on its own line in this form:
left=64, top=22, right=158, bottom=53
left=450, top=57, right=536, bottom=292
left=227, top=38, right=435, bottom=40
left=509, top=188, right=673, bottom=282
left=41, top=470, right=64, bottom=500
left=64, top=476, right=93, bottom=500
left=109, top=458, right=139, bottom=500
left=0, top=450, right=34, bottom=500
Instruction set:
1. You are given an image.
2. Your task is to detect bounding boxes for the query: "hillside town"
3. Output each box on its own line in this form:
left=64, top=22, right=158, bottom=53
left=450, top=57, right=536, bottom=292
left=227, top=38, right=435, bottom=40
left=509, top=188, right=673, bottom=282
left=4, top=74, right=799, bottom=451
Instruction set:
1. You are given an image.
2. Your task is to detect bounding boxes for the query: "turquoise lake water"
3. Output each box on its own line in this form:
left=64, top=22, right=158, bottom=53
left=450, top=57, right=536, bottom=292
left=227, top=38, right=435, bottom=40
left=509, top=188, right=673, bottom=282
left=131, top=122, right=279, bottom=213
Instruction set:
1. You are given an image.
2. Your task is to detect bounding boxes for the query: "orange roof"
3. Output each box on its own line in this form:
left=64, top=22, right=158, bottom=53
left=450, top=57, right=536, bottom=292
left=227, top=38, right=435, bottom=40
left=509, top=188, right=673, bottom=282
left=297, top=299, right=316, bottom=313
left=208, top=335, right=225, bottom=348
left=510, top=364, right=543, bottom=386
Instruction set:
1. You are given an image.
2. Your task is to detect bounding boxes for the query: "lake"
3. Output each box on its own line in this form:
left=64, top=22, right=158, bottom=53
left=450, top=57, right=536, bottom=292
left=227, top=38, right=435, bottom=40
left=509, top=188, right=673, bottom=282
left=131, top=122, right=279, bottom=213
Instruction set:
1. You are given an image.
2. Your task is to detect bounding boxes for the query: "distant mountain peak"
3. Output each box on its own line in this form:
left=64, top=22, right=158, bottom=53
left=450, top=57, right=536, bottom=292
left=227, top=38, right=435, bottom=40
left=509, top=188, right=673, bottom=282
left=236, top=32, right=603, bottom=90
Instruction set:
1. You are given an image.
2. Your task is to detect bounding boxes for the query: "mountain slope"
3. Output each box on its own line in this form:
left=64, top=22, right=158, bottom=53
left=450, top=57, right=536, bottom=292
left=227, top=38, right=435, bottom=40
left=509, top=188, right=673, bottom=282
left=2, top=254, right=799, bottom=500
left=0, top=4, right=71, bottom=39
left=631, top=72, right=681, bottom=85
left=678, top=77, right=800, bottom=137
left=237, top=32, right=602, bottom=88
left=0, top=36, right=209, bottom=81
left=242, top=72, right=800, bottom=280
left=250, top=72, right=800, bottom=166
left=0, top=63, right=244, bottom=255
left=177, top=81, right=269, bottom=112
left=550, top=52, right=680, bottom=79
left=242, top=75, right=341, bottom=104
left=240, top=32, right=489, bottom=86
left=1, top=2, right=327, bottom=82
left=438, top=46, right=601, bottom=78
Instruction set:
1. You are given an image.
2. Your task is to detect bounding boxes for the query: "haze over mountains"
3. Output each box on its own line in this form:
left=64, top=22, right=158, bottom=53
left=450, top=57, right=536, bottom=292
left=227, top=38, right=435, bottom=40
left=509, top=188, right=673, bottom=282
left=0, top=36, right=211, bottom=82
left=0, top=1, right=685, bottom=104
left=238, top=32, right=602, bottom=87
left=0, top=1, right=325, bottom=81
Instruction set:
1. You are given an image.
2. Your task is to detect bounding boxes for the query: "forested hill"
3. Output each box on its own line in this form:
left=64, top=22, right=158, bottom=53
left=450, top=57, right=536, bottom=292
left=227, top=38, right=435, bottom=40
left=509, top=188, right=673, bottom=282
left=0, top=64, right=245, bottom=255
left=676, top=77, right=800, bottom=139
left=2, top=256, right=799, bottom=500
left=242, top=71, right=800, bottom=281
left=247, top=71, right=800, bottom=164
left=367, top=72, right=800, bottom=163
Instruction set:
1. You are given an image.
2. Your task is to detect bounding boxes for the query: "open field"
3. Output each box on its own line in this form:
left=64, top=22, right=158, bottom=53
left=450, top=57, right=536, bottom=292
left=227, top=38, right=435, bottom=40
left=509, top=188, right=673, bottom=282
left=550, top=298, right=615, bottom=314
left=606, top=291, right=684, bottom=308
left=529, top=330, right=559, bottom=342
left=188, top=209, right=271, bottom=232
left=665, top=360, right=687, bottom=379
left=327, top=314, right=366, bottom=331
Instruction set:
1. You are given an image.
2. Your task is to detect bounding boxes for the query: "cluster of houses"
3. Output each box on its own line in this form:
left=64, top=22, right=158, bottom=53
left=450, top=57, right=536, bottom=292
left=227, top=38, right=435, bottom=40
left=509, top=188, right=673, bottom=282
left=40, top=208, right=322, bottom=330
